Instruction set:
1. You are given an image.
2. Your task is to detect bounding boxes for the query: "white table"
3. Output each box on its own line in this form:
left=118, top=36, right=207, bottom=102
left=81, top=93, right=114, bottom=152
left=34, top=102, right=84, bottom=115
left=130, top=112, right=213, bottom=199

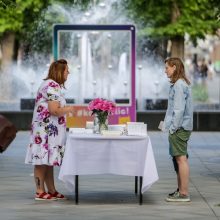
left=59, top=133, right=159, bottom=204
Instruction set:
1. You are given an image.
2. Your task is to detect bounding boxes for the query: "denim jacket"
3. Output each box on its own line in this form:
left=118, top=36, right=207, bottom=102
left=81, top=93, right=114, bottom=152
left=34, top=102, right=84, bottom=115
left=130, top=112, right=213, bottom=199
left=164, top=79, right=193, bottom=134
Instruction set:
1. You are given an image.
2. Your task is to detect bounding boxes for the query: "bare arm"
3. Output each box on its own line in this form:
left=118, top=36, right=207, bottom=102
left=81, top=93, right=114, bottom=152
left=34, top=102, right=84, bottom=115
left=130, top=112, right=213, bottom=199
left=48, top=101, right=74, bottom=117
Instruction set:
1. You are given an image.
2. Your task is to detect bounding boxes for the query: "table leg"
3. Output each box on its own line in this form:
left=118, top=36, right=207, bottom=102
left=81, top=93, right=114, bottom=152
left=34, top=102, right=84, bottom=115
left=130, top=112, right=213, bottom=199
left=75, top=175, right=79, bottom=204
left=135, top=176, right=138, bottom=194
left=139, top=176, right=143, bottom=205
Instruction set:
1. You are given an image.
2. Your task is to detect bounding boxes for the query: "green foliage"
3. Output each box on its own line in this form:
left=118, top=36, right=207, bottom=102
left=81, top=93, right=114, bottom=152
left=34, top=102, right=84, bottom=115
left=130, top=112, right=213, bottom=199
left=0, top=0, right=94, bottom=60
left=0, top=1, right=22, bottom=33
left=192, top=84, right=209, bottom=102
left=0, top=0, right=49, bottom=38
left=0, top=0, right=93, bottom=38
left=24, top=0, right=93, bottom=55
left=122, top=0, right=220, bottom=43
left=0, top=0, right=17, bottom=9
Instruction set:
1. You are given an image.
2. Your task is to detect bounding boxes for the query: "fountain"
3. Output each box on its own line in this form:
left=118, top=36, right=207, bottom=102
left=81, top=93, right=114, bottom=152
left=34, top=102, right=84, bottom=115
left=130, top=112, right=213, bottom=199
left=0, top=0, right=171, bottom=130
left=56, top=26, right=168, bottom=111
left=0, top=0, right=169, bottom=110
left=115, top=52, right=130, bottom=102
left=1, top=0, right=220, bottom=131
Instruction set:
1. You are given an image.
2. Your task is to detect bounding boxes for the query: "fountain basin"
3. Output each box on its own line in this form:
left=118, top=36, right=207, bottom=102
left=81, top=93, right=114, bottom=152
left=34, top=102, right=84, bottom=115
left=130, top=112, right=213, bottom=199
left=1, top=110, right=220, bottom=131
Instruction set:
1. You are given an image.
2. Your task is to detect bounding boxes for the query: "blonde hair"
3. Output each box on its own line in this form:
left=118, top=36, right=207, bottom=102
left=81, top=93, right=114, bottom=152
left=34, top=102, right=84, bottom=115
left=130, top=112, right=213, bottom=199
left=44, top=59, right=68, bottom=87
left=165, top=57, right=190, bottom=85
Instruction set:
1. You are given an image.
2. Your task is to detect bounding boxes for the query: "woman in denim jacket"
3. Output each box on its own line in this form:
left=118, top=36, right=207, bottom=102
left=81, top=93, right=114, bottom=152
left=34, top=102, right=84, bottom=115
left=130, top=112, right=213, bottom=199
left=163, top=57, right=193, bottom=202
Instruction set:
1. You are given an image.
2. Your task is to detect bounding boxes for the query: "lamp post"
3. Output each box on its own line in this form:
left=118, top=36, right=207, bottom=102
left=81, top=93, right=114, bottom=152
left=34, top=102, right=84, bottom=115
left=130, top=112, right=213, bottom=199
left=214, top=61, right=220, bottom=106
left=93, top=80, right=97, bottom=98
left=123, top=80, right=128, bottom=98
left=154, top=80, right=159, bottom=99
left=138, top=65, right=142, bottom=110
left=107, top=65, right=112, bottom=99
left=30, top=81, right=35, bottom=98
left=77, top=65, right=81, bottom=103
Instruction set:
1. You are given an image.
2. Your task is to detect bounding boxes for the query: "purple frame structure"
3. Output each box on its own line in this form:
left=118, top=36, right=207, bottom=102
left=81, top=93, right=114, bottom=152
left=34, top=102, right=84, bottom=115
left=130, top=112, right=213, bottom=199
left=53, top=24, right=136, bottom=123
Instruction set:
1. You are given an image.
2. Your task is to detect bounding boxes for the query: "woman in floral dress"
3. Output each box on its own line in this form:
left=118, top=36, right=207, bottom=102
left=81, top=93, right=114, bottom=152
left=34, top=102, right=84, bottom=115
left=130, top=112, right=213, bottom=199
left=25, top=59, right=75, bottom=201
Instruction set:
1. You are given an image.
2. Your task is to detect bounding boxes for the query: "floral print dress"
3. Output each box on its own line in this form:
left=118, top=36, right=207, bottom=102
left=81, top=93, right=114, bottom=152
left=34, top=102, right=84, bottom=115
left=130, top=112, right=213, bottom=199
left=25, top=79, right=66, bottom=166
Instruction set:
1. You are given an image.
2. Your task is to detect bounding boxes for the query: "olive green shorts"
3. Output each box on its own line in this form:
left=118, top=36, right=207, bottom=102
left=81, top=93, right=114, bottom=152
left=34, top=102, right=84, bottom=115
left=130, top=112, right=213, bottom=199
left=168, top=128, right=191, bottom=157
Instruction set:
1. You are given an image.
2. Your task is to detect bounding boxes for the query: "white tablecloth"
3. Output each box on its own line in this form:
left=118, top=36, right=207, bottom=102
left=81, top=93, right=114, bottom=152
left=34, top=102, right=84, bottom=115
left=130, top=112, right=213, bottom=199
left=59, top=133, right=159, bottom=193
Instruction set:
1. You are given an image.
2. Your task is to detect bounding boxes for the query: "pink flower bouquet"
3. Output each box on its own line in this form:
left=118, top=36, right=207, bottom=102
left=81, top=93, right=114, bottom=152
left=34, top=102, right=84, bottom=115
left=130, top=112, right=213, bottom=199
left=88, top=98, right=116, bottom=115
left=88, top=98, right=116, bottom=131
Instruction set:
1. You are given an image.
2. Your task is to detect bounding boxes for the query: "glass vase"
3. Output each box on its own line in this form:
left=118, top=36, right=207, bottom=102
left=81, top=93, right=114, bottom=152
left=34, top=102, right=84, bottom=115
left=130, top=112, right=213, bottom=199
left=93, top=113, right=108, bottom=134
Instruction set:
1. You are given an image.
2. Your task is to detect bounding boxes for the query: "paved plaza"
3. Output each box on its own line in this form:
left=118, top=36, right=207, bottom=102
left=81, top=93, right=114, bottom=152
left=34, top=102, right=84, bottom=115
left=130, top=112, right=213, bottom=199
left=0, top=131, right=220, bottom=220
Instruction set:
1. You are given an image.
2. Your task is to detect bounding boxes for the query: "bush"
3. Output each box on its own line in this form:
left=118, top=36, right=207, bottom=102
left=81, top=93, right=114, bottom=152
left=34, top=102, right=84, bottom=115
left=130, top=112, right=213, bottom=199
left=192, top=84, right=209, bottom=102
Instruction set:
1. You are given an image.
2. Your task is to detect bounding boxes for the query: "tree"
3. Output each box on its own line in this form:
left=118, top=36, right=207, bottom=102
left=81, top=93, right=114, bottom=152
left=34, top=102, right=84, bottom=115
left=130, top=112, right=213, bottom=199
left=0, top=0, right=92, bottom=70
left=0, top=0, right=92, bottom=100
left=121, top=0, right=220, bottom=59
left=0, top=0, right=51, bottom=70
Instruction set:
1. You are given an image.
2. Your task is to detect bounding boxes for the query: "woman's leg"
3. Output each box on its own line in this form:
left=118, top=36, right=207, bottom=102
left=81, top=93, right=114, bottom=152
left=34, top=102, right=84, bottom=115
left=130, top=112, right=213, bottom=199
left=177, top=172, right=180, bottom=190
left=34, top=165, right=47, bottom=193
left=175, top=155, right=189, bottom=195
left=172, top=157, right=180, bottom=191
left=45, top=166, right=66, bottom=199
left=45, top=166, right=56, bottom=193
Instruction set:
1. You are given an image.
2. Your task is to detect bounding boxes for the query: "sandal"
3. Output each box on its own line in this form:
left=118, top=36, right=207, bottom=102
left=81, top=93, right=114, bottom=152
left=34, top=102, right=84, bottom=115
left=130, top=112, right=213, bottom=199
left=35, top=192, right=57, bottom=201
left=48, top=191, right=66, bottom=200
